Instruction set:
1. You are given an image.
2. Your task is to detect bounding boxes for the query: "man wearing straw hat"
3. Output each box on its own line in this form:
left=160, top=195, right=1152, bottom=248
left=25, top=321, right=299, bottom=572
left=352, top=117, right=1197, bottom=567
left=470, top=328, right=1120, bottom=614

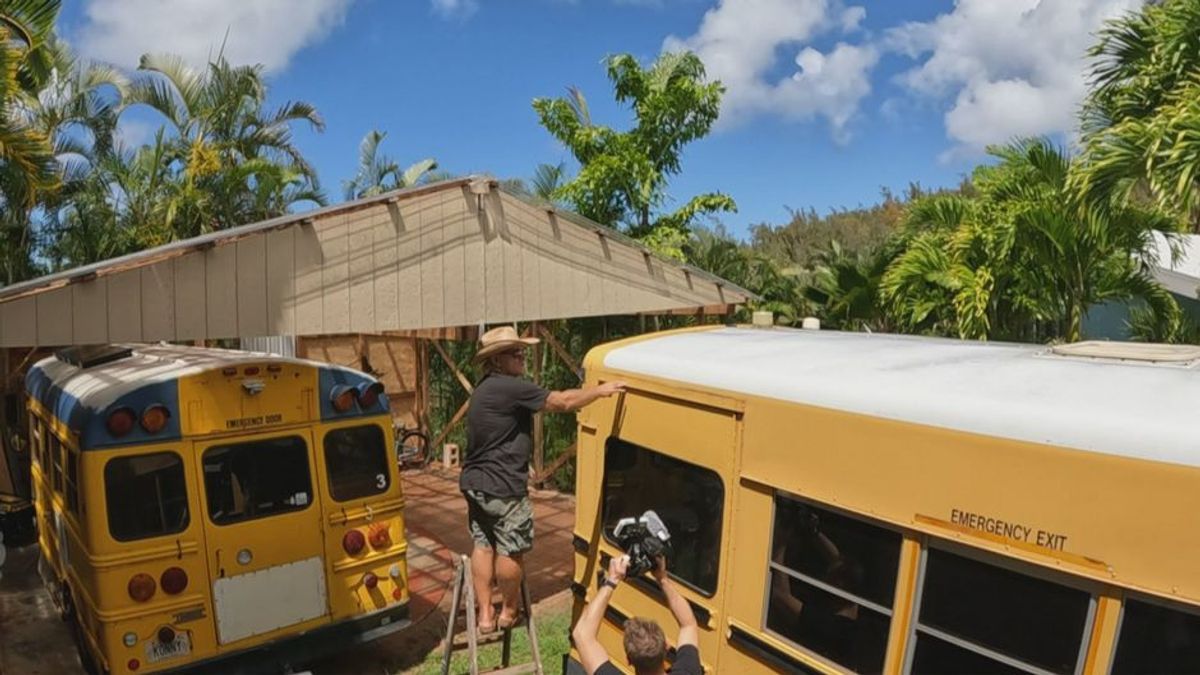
left=462, top=325, right=625, bottom=633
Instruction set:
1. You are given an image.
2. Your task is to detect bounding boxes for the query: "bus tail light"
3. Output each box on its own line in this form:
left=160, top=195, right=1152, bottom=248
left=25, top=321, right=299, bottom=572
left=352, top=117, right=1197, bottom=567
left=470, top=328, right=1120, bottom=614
left=368, top=526, right=391, bottom=550
left=342, top=530, right=366, bottom=555
left=161, top=567, right=188, bottom=595
left=330, top=385, right=357, bottom=412
left=128, top=573, right=156, bottom=602
left=107, top=408, right=136, bottom=437
left=128, top=658, right=140, bottom=671
left=357, top=382, right=385, bottom=408
left=362, top=572, right=378, bottom=590
left=140, top=405, right=171, bottom=434
left=393, top=588, right=403, bottom=601
left=243, top=366, right=260, bottom=376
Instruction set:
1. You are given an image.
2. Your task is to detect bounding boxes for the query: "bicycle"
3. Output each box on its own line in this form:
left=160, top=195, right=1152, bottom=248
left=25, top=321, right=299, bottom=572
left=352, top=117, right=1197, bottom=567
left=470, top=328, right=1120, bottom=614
left=395, top=423, right=431, bottom=470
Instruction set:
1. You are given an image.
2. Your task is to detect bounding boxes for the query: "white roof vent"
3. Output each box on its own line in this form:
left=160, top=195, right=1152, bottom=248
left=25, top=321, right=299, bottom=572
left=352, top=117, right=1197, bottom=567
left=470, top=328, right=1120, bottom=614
left=1048, top=341, right=1200, bottom=366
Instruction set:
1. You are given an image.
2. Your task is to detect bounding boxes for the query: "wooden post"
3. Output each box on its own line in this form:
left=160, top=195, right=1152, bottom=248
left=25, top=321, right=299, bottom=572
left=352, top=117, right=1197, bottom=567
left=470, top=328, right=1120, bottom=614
left=531, top=321, right=544, bottom=485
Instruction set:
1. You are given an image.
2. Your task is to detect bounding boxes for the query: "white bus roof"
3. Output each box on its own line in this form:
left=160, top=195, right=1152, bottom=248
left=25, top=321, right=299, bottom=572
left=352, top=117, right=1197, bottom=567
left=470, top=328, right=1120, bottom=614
left=602, top=327, right=1200, bottom=469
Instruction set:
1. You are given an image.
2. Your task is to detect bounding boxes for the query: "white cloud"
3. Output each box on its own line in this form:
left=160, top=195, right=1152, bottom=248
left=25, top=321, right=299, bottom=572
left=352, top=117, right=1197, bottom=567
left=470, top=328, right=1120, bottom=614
left=76, top=0, right=354, bottom=73
left=431, top=0, right=480, bottom=19
left=888, top=0, right=1144, bottom=155
left=663, top=0, right=877, bottom=140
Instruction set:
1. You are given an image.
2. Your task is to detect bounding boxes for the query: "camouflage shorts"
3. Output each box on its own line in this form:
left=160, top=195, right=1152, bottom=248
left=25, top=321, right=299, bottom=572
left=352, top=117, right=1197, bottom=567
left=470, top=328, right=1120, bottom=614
left=463, top=490, right=534, bottom=557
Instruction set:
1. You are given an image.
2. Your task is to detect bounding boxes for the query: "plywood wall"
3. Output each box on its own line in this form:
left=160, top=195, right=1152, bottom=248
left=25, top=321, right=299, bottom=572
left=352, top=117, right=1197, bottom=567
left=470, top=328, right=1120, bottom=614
left=296, top=335, right=420, bottom=428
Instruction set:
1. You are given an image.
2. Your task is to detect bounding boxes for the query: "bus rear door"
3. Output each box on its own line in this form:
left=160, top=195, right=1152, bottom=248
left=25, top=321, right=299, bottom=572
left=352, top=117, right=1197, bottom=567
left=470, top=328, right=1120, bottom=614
left=195, top=429, right=331, bottom=649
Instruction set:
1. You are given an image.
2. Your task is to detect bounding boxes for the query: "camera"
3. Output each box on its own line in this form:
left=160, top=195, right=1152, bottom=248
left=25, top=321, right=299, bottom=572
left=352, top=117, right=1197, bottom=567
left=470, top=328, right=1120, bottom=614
left=612, top=510, right=672, bottom=578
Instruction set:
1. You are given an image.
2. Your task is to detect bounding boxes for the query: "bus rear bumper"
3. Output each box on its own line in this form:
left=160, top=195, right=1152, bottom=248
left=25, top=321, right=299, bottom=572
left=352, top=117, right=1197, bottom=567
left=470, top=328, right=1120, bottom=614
left=176, top=602, right=411, bottom=674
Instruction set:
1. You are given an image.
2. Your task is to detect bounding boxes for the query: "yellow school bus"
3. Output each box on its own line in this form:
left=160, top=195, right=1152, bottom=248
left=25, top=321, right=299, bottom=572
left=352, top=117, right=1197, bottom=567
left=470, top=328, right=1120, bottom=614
left=26, top=344, right=409, bottom=674
left=566, top=326, right=1200, bottom=674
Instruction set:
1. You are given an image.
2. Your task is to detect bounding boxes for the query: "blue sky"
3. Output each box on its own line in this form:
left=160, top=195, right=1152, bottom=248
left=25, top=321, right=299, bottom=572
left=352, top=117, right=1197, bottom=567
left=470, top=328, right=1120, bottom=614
left=59, top=0, right=1145, bottom=239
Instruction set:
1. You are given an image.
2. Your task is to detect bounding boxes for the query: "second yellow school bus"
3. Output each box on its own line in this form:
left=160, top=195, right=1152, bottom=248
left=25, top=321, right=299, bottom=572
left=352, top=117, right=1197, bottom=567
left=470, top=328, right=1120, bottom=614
left=26, top=343, right=409, bottom=674
left=566, top=325, right=1200, bottom=674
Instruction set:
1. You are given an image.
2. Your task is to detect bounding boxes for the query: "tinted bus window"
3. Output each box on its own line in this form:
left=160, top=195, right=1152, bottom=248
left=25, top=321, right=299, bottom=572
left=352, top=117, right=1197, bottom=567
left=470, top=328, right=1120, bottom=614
left=66, top=450, right=80, bottom=514
left=204, top=436, right=312, bottom=525
left=1111, top=599, right=1200, bottom=673
left=602, top=438, right=724, bottom=595
left=766, top=495, right=899, bottom=673
left=911, top=548, right=1091, bottom=674
left=324, top=425, right=389, bottom=501
left=105, top=453, right=190, bottom=541
left=50, top=435, right=63, bottom=493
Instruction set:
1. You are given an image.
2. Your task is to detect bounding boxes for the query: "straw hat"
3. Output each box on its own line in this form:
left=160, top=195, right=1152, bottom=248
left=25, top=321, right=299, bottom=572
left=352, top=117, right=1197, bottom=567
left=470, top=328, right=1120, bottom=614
left=473, top=326, right=540, bottom=362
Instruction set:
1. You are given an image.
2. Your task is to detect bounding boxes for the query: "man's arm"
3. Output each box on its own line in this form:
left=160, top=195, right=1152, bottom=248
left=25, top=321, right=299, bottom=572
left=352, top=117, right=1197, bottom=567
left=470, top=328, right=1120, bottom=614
left=572, top=555, right=629, bottom=674
left=653, top=557, right=699, bottom=648
left=543, top=381, right=626, bottom=413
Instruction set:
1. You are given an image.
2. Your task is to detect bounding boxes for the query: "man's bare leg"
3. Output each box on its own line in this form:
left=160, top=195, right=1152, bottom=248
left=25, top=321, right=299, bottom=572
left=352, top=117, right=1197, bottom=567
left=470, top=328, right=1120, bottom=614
left=471, top=546, right=496, bottom=629
left=496, top=553, right=523, bottom=624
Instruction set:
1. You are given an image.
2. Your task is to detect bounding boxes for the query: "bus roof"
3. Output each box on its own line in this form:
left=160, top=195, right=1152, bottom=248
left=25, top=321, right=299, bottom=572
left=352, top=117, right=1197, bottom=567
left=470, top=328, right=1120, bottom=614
left=600, top=327, right=1200, bottom=469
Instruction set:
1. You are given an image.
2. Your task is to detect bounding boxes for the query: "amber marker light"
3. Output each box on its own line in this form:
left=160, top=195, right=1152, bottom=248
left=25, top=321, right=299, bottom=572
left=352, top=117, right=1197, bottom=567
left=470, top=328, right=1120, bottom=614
left=140, top=404, right=170, bottom=434
left=330, top=385, right=357, bottom=412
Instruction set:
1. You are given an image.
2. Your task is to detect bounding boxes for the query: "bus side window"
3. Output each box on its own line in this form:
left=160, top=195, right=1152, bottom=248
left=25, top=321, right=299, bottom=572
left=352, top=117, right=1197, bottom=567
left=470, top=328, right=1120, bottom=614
left=910, top=548, right=1092, bottom=675
left=66, top=449, right=80, bottom=515
left=1111, top=599, right=1200, bottom=672
left=50, top=435, right=64, bottom=494
left=323, top=424, right=389, bottom=501
left=29, top=416, right=41, bottom=467
left=601, top=438, right=724, bottom=596
left=766, top=494, right=899, bottom=674
left=104, top=453, right=190, bottom=541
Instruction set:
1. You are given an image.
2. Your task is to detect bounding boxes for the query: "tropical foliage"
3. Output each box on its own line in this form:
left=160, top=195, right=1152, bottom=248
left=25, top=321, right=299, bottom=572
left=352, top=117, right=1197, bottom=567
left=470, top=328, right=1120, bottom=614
left=342, top=129, right=437, bottom=200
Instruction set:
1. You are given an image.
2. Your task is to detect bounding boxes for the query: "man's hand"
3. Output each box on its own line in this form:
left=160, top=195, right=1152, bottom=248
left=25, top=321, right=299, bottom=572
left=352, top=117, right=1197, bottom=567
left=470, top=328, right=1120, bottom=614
left=652, top=555, right=668, bottom=583
left=608, top=554, right=630, bottom=584
left=597, top=381, right=626, bottom=397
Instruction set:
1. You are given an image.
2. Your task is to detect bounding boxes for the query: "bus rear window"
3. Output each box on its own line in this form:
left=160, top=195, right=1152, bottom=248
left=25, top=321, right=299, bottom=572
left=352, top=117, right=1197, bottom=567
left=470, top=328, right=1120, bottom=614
left=1111, top=599, right=1200, bottom=673
left=601, top=438, right=724, bottom=595
left=323, top=424, right=389, bottom=501
left=104, top=453, right=189, bottom=542
left=204, top=436, right=312, bottom=525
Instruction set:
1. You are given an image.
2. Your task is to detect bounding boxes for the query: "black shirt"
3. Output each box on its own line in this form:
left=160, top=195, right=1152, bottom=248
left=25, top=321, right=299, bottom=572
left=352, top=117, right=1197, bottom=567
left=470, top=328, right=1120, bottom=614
left=459, top=373, right=549, bottom=498
left=593, top=645, right=702, bottom=675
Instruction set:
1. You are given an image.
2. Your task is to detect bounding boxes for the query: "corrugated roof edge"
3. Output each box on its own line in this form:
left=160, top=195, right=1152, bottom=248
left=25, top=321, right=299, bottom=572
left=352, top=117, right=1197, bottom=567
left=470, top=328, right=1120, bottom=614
left=494, top=181, right=761, bottom=303
left=0, top=176, right=474, bottom=302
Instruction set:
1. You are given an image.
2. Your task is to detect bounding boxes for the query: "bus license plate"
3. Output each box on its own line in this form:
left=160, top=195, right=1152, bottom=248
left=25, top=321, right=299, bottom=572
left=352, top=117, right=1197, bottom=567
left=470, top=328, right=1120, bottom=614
left=146, top=633, right=191, bottom=663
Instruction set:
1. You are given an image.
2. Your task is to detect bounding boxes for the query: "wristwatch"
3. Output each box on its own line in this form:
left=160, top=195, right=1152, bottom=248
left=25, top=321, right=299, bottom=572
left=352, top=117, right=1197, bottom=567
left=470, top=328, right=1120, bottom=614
left=602, top=577, right=620, bottom=590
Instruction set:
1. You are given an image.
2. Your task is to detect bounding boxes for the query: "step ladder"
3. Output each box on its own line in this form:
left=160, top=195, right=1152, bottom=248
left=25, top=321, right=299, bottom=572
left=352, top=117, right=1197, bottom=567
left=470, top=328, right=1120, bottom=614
left=441, top=554, right=544, bottom=675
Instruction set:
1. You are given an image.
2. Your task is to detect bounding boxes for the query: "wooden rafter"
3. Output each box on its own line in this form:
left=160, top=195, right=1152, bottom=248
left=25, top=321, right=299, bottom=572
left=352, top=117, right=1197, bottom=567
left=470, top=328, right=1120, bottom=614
left=537, top=324, right=582, bottom=381
left=433, top=340, right=473, bottom=394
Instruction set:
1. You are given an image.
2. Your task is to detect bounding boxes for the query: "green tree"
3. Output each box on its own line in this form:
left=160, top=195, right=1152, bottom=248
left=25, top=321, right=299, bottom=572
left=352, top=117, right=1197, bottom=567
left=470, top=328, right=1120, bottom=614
left=883, top=138, right=1180, bottom=342
left=803, top=240, right=895, bottom=332
left=342, top=129, right=437, bottom=200
left=533, top=52, right=735, bottom=256
left=1077, top=0, right=1200, bottom=225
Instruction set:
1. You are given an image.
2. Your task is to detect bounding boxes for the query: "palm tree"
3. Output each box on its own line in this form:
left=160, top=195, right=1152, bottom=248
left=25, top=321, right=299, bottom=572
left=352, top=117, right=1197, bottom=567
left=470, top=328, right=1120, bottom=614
left=1077, top=0, right=1200, bottom=225
left=128, top=53, right=325, bottom=237
left=804, top=240, right=894, bottom=332
left=342, top=129, right=437, bottom=200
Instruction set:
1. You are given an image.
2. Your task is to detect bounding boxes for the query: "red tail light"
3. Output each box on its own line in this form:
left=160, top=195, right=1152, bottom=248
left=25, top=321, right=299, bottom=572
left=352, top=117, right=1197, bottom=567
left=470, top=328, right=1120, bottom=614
left=140, top=404, right=170, bottom=434
left=161, top=567, right=188, bottom=595
left=243, top=366, right=260, bottom=376
left=128, top=658, right=140, bottom=671
left=357, top=382, right=385, bottom=408
left=342, top=530, right=366, bottom=555
left=107, top=408, right=136, bottom=437
left=393, top=588, right=403, bottom=601
left=362, top=572, right=378, bottom=590
left=330, top=385, right=357, bottom=412
left=369, top=526, right=391, bottom=550
left=128, top=573, right=156, bottom=602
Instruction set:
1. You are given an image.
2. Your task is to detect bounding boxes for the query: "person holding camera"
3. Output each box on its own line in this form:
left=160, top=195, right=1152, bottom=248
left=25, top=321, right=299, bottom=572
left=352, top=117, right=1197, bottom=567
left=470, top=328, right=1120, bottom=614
left=463, top=326, right=626, bottom=633
left=572, top=554, right=702, bottom=675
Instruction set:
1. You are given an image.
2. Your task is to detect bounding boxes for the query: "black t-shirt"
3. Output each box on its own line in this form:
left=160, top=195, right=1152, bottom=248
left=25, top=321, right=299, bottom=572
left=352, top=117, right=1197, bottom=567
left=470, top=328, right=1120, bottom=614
left=593, top=645, right=702, bottom=675
left=459, top=373, right=549, bottom=498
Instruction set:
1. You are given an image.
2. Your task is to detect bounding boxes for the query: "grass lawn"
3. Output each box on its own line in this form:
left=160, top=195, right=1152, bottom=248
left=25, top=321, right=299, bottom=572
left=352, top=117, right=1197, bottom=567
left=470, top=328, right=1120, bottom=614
left=407, top=604, right=572, bottom=675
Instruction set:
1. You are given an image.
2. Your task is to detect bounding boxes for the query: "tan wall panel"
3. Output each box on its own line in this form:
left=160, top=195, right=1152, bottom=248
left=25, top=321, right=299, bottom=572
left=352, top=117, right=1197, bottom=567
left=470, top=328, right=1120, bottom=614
left=294, top=223, right=324, bottom=335
left=236, top=237, right=268, bottom=338
left=462, top=199, right=486, bottom=326
left=441, top=193, right=468, bottom=328
left=348, top=211, right=376, bottom=333
left=265, top=228, right=295, bottom=335
left=482, top=195, right=508, bottom=323
left=173, top=252, right=207, bottom=340
left=1, top=297, right=37, bottom=347
left=514, top=208, right=542, bottom=322
left=72, top=279, right=109, bottom=344
left=320, top=215, right=351, bottom=334
left=36, top=287, right=72, bottom=345
left=140, top=260, right=176, bottom=341
left=373, top=207, right=400, bottom=330
left=396, top=195, right=429, bottom=329
left=420, top=192, right=446, bottom=328
left=205, top=244, right=238, bottom=338
left=107, top=270, right=142, bottom=342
